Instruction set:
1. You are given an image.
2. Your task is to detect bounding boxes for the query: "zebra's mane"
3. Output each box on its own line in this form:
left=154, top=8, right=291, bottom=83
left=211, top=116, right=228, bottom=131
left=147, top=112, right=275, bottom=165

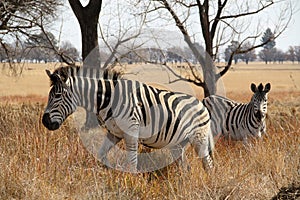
left=52, top=65, right=123, bottom=83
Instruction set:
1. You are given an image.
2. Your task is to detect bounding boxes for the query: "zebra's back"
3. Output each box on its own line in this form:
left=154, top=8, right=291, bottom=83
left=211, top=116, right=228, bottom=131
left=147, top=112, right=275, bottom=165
left=202, top=95, right=238, bottom=140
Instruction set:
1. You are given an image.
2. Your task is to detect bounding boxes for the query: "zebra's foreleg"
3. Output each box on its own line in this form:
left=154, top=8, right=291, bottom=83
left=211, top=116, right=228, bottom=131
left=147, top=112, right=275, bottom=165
left=98, top=131, right=122, bottom=168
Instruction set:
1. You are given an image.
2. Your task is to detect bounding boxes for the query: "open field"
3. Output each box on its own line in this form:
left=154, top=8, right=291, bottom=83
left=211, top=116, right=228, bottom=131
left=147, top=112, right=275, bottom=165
left=0, top=63, right=299, bottom=199
left=1, top=62, right=300, bottom=98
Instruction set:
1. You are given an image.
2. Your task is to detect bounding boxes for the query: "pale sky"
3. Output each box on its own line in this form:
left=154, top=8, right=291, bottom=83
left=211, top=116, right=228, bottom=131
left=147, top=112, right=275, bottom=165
left=55, top=0, right=300, bottom=53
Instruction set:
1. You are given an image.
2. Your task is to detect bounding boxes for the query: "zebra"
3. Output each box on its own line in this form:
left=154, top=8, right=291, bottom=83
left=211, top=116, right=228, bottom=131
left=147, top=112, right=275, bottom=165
left=202, top=83, right=271, bottom=143
left=42, top=65, right=214, bottom=172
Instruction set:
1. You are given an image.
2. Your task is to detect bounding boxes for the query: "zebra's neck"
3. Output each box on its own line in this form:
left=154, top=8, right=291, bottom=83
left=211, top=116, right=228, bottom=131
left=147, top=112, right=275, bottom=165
left=243, top=102, right=262, bottom=129
left=66, top=66, right=122, bottom=114
left=69, top=75, right=103, bottom=114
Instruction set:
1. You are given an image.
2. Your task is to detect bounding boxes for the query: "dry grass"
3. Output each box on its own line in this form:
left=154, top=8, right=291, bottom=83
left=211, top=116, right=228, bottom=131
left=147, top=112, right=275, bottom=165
left=0, top=92, right=299, bottom=199
left=0, top=63, right=299, bottom=199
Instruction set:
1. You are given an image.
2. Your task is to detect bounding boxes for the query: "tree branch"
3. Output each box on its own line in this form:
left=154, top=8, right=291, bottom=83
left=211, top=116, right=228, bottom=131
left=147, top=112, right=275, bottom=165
left=68, top=0, right=84, bottom=21
left=162, top=62, right=204, bottom=87
left=211, top=0, right=228, bottom=40
left=38, top=16, right=74, bottom=65
left=220, top=1, right=274, bottom=20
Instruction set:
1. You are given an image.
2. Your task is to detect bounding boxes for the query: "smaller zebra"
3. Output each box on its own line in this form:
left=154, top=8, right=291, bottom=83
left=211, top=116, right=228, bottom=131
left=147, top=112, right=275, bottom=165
left=202, top=83, right=271, bottom=143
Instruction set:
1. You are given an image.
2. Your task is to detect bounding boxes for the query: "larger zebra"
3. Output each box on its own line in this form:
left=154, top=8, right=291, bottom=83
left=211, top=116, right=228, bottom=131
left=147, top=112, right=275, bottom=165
left=42, top=66, right=214, bottom=172
left=202, top=83, right=271, bottom=143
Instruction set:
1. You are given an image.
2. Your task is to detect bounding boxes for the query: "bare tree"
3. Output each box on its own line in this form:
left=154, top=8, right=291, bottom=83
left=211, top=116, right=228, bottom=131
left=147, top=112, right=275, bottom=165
left=240, top=42, right=257, bottom=64
left=25, top=31, right=59, bottom=63
left=287, top=46, right=295, bottom=63
left=59, top=41, right=80, bottom=62
left=142, top=0, right=293, bottom=96
left=98, top=1, right=149, bottom=69
left=68, top=0, right=102, bottom=129
left=0, top=0, right=62, bottom=75
left=0, top=0, right=61, bottom=34
left=68, top=0, right=102, bottom=66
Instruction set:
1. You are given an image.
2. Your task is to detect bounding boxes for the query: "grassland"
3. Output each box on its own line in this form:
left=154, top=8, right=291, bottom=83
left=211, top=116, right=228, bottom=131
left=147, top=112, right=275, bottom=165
left=0, top=63, right=299, bottom=199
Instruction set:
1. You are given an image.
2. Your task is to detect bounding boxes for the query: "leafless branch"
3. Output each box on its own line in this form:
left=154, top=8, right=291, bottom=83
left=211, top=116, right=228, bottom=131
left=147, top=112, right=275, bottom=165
left=220, top=1, right=274, bottom=20
left=38, top=15, right=75, bottom=65
left=162, top=62, right=204, bottom=87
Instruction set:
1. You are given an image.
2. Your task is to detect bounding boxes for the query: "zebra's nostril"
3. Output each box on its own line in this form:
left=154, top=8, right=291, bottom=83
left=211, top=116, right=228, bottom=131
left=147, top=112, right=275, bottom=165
left=51, top=122, right=60, bottom=130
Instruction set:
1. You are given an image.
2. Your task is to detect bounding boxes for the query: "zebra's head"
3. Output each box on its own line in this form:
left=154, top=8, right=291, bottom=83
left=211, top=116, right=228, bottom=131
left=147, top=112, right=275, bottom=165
left=250, top=83, right=271, bottom=121
left=42, top=68, right=77, bottom=130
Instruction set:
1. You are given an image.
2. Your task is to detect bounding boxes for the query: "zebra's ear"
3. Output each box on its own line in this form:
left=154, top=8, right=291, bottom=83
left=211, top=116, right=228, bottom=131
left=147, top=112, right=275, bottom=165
left=264, top=83, right=271, bottom=93
left=258, top=83, right=263, bottom=92
left=46, top=69, right=62, bottom=84
left=251, top=83, right=257, bottom=93
left=58, top=67, right=69, bottom=82
left=45, top=69, right=52, bottom=78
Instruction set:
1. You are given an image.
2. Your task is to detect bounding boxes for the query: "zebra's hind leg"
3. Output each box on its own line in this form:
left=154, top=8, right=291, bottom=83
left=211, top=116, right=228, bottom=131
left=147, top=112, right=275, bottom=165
left=170, top=139, right=191, bottom=171
left=202, top=152, right=214, bottom=171
left=98, top=131, right=122, bottom=169
left=190, top=131, right=214, bottom=171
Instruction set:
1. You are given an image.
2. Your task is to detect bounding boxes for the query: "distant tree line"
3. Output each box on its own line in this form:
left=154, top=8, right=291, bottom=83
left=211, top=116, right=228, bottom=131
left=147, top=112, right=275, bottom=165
left=1, top=26, right=299, bottom=65
left=0, top=31, right=80, bottom=63
left=225, top=43, right=300, bottom=64
left=1, top=35, right=300, bottom=65
left=224, top=28, right=300, bottom=64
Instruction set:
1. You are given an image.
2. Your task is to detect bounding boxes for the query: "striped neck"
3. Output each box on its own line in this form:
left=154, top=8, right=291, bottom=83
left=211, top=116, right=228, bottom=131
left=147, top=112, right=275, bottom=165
left=246, top=102, right=263, bottom=129
left=69, top=75, right=100, bottom=114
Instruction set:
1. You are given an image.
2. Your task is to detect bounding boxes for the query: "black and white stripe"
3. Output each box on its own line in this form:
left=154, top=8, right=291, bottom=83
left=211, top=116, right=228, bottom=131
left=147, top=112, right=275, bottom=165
left=42, top=66, right=214, bottom=172
left=202, top=83, right=271, bottom=143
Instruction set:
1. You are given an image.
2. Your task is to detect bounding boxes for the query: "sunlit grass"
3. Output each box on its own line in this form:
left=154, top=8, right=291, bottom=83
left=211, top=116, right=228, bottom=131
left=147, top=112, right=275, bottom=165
left=0, top=92, right=299, bottom=199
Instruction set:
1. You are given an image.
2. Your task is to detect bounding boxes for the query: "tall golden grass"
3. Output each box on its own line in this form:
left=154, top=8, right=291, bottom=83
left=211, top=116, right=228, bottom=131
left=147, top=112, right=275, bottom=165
left=0, top=92, right=299, bottom=199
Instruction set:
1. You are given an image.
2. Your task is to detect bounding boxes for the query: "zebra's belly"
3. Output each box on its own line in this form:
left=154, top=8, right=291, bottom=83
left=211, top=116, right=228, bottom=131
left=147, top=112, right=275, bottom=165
left=139, top=130, right=190, bottom=149
left=140, top=138, right=170, bottom=149
left=104, top=118, right=126, bottom=139
left=104, top=117, right=160, bottom=140
left=224, top=127, right=261, bottom=141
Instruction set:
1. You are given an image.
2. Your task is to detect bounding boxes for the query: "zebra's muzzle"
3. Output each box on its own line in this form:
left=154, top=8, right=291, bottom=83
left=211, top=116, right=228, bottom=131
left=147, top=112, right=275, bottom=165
left=42, top=113, right=60, bottom=130
left=254, top=110, right=263, bottom=121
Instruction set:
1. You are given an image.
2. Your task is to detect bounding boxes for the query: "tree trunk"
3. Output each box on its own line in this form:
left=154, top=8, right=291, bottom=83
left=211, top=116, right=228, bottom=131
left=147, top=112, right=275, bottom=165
left=81, top=17, right=100, bottom=129
left=68, top=0, right=101, bottom=63
left=202, top=54, right=216, bottom=97
left=79, top=15, right=101, bottom=67
left=198, top=2, right=217, bottom=97
left=69, top=0, right=102, bottom=129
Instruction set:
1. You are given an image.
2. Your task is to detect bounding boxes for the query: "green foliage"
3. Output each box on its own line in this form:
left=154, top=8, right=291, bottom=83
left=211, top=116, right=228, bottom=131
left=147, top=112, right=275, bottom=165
left=224, top=41, right=240, bottom=63
left=259, top=28, right=277, bottom=64
left=261, top=28, right=276, bottom=50
left=224, top=41, right=256, bottom=64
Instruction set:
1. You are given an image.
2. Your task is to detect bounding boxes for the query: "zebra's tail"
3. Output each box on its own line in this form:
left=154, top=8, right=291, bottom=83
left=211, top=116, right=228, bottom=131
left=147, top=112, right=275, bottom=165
left=208, top=127, right=215, bottom=159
